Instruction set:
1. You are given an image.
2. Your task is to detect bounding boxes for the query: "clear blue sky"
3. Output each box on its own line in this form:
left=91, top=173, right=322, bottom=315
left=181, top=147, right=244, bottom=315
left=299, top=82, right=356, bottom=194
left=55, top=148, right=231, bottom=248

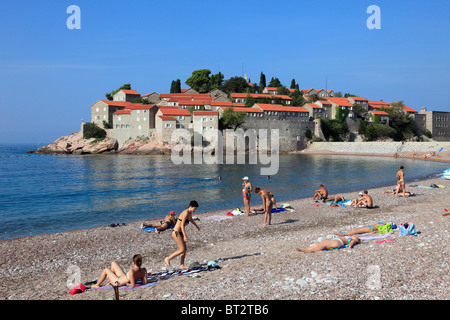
left=0, top=0, right=449, bottom=144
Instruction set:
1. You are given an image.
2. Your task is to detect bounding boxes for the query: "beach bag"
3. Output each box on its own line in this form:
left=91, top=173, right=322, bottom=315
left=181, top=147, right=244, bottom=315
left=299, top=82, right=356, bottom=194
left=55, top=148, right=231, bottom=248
left=399, top=223, right=417, bottom=236
left=377, top=223, right=394, bottom=234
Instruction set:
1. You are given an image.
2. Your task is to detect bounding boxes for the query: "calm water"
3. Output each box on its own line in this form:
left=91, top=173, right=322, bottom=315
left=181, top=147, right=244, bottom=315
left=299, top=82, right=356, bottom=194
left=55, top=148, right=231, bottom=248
left=0, top=143, right=448, bottom=240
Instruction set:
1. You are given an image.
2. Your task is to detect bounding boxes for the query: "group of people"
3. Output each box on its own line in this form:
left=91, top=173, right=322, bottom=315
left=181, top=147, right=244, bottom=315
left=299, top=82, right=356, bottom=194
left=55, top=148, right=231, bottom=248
left=90, top=166, right=410, bottom=287
left=313, top=184, right=374, bottom=208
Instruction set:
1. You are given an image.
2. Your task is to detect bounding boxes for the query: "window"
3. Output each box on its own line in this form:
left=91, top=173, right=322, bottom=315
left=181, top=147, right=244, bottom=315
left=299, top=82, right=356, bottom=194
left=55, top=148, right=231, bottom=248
left=165, top=123, right=172, bottom=128
left=202, top=118, right=207, bottom=122
left=178, top=116, right=185, bottom=120
left=96, top=108, right=99, bottom=112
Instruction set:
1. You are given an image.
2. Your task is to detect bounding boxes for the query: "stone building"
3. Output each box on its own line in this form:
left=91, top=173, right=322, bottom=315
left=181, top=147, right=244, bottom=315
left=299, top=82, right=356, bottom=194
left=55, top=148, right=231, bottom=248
left=113, top=89, right=141, bottom=102
left=417, top=107, right=450, bottom=141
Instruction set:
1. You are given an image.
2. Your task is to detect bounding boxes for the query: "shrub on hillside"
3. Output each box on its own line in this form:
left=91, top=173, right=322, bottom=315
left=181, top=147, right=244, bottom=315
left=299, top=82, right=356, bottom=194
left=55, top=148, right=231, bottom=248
left=83, top=123, right=107, bottom=140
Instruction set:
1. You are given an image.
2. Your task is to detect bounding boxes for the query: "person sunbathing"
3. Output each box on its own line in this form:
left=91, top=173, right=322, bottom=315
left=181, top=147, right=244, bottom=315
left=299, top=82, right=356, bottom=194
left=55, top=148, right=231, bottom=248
left=296, top=236, right=361, bottom=253
left=326, top=194, right=345, bottom=203
left=382, top=186, right=415, bottom=197
left=141, top=211, right=177, bottom=234
left=91, top=254, right=147, bottom=288
left=333, top=223, right=390, bottom=236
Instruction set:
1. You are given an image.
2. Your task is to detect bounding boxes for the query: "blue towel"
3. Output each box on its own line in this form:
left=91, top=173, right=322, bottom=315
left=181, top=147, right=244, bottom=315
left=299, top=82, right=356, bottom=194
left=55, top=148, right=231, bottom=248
left=139, top=225, right=174, bottom=232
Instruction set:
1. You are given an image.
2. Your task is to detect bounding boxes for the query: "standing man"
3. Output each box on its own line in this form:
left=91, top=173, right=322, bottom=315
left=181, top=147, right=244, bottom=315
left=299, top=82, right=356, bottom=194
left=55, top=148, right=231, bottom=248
left=255, top=187, right=275, bottom=226
left=242, top=176, right=253, bottom=216
left=395, top=166, right=406, bottom=198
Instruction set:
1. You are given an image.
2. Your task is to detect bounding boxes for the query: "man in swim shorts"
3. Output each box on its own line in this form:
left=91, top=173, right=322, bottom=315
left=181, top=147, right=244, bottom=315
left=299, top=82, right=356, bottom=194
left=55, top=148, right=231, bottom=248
left=313, top=184, right=328, bottom=201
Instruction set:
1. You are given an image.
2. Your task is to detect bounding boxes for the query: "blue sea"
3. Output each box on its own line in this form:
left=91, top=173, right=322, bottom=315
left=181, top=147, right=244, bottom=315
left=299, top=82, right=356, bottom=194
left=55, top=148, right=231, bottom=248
left=0, top=143, right=448, bottom=241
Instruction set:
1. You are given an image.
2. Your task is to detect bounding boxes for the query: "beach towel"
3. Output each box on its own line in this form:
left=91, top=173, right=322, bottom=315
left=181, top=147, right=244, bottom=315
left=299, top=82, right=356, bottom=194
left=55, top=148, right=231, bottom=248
left=271, top=208, right=286, bottom=213
left=359, top=233, right=395, bottom=241
left=86, top=267, right=209, bottom=291
left=326, top=199, right=351, bottom=207
left=139, top=225, right=174, bottom=233
left=399, top=223, right=417, bottom=236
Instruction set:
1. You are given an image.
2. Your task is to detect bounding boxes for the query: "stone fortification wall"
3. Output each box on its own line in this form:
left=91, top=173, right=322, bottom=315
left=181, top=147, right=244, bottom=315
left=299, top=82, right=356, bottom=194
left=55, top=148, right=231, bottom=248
left=306, top=141, right=450, bottom=154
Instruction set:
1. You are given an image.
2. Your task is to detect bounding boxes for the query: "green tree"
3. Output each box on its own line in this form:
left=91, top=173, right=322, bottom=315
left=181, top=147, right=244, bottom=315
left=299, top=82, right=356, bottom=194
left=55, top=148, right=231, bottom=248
left=290, top=90, right=306, bottom=106
left=105, top=83, right=131, bottom=101
left=210, top=72, right=224, bottom=89
left=268, top=77, right=282, bottom=87
left=382, top=101, right=416, bottom=141
left=219, top=107, right=247, bottom=130
left=259, top=72, right=266, bottom=91
left=290, top=79, right=297, bottom=89
left=185, top=69, right=212, bottom=93
left=170, top=79, right=182, bottom=93
left=222, top=76, right=249, bottom=93
left=83, top=123, right=107, bottom=139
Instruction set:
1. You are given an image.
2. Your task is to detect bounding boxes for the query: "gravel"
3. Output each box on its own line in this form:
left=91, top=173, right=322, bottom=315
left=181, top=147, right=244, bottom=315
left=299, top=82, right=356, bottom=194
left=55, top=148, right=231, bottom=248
left=0, top=175, right=448, bottom=300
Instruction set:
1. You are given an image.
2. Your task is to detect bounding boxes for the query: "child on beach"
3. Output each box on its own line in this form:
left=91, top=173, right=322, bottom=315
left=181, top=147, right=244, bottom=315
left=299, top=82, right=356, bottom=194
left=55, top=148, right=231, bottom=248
left=242, top=176, right=253, bottom=216
left=164, top=201, right=200, bottom=270
left=91, top=254, right=147, bottom=288
left=140, top=211, right=177, bottom=234
left=254, top=187, right=275, bottom=226
left=353, top=190, right=374, bottom=208
left=296, top=236, right=361, bottom=253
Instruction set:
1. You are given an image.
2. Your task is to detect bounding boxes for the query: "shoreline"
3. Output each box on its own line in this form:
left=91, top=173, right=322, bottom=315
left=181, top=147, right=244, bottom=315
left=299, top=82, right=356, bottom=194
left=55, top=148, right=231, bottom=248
left=1, top=173, right=449, bottom=300
left=296, top=149, right=450, bottom=163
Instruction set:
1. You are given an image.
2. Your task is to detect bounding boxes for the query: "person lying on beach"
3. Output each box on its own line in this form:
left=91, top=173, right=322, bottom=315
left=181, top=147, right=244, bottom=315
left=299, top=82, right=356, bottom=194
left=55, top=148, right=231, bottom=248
left=326, top=194, right=345, bottom=203
left=254, top=187, right=275, bottom=226
left=313, top=184, right=328, bottom=201
left=91, top=254, right=147, bottom=288
left=382, top=186, right=415, bottom=197
left=140, top=211, right=177, bottom=234
left=333, top=223, right=391, bottom=236
left=164, top=201, right=200, bottom=270
left=296, top=236, right=361, bottom=253
left=353, top=190, right=374, bottom=208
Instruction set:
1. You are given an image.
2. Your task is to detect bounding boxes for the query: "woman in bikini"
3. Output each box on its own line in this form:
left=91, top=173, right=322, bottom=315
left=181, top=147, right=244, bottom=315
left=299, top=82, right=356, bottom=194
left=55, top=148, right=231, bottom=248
left=91, top=254, right=147, bottom=288
left=164, top=201, right=200, bottom=270
left=296, top=236, right=361, bottom=253
left=141, top=211, right=177, bottom=234
left=242, top=176, right=253, bottom=217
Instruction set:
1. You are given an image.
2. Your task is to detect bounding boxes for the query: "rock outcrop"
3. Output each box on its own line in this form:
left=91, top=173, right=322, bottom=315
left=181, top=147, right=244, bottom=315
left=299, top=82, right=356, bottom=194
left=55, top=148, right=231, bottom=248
left=34, top=132, right=118, bottom=154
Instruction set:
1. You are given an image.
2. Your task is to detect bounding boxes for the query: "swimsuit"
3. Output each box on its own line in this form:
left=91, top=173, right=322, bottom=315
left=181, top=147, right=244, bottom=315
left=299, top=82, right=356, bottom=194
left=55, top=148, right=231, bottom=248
left=332, top=236, right=351, bottom=248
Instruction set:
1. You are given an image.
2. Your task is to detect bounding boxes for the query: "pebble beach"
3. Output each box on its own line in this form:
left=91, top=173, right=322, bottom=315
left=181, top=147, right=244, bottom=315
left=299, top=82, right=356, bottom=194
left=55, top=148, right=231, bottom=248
left=1, top=165, right=449, bottom=302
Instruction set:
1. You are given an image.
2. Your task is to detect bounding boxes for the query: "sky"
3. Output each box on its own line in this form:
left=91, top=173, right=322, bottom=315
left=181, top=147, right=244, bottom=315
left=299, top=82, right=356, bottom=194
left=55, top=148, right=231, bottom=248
left=0, top=0, right=449, bottom=144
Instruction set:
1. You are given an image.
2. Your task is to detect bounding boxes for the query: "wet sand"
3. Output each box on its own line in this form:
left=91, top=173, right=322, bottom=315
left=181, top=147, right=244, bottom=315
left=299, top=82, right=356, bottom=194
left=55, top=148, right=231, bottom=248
left=1, top=170, right=449, bottom=301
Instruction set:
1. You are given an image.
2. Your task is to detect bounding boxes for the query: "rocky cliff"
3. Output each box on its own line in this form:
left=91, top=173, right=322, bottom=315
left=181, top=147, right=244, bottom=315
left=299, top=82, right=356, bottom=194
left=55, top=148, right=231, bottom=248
left=33, top=131, right=176, bottom=155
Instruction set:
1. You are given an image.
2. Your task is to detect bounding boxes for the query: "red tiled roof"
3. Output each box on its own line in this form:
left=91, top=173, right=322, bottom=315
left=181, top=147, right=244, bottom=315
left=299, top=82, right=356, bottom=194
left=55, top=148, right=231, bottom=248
left=255, top=104, right=309, bottom=113
left=113, top=110, right=131, bottom=115
left=305, top=103, right=322, bottom=109
left=99, top=100, right=130, bottom=107
left=193, top=111, right=219, bottom=116
left=265, top=87, right=279, bottom=91
left=230, top=93, right=292, bottom=100
left=120, top=89, right=140, bottom=95
left=159, top=116, right=176, bottom=121
left=219, top=107, right=263, bottom=113
left=350, top=96, right=368, bottom=101
left=210, top=101, right=233, bottom=106
left=158, top=108, right=192, bottom=116
left=369, top=110, right=389, bottom=116
left=402, top=105, right=418, bottom=113
left=325, top=97, right=353, bottom=107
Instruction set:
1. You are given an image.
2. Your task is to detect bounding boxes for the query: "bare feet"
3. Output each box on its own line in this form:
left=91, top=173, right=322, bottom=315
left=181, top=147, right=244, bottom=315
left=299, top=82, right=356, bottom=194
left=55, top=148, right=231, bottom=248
left=179, top=264, right=188, bottom=270
left=91, top=283, right=100, bottom=288
left=164, top=257, right=171, bottom=268
left=295, top=248, right=307, bottom=253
